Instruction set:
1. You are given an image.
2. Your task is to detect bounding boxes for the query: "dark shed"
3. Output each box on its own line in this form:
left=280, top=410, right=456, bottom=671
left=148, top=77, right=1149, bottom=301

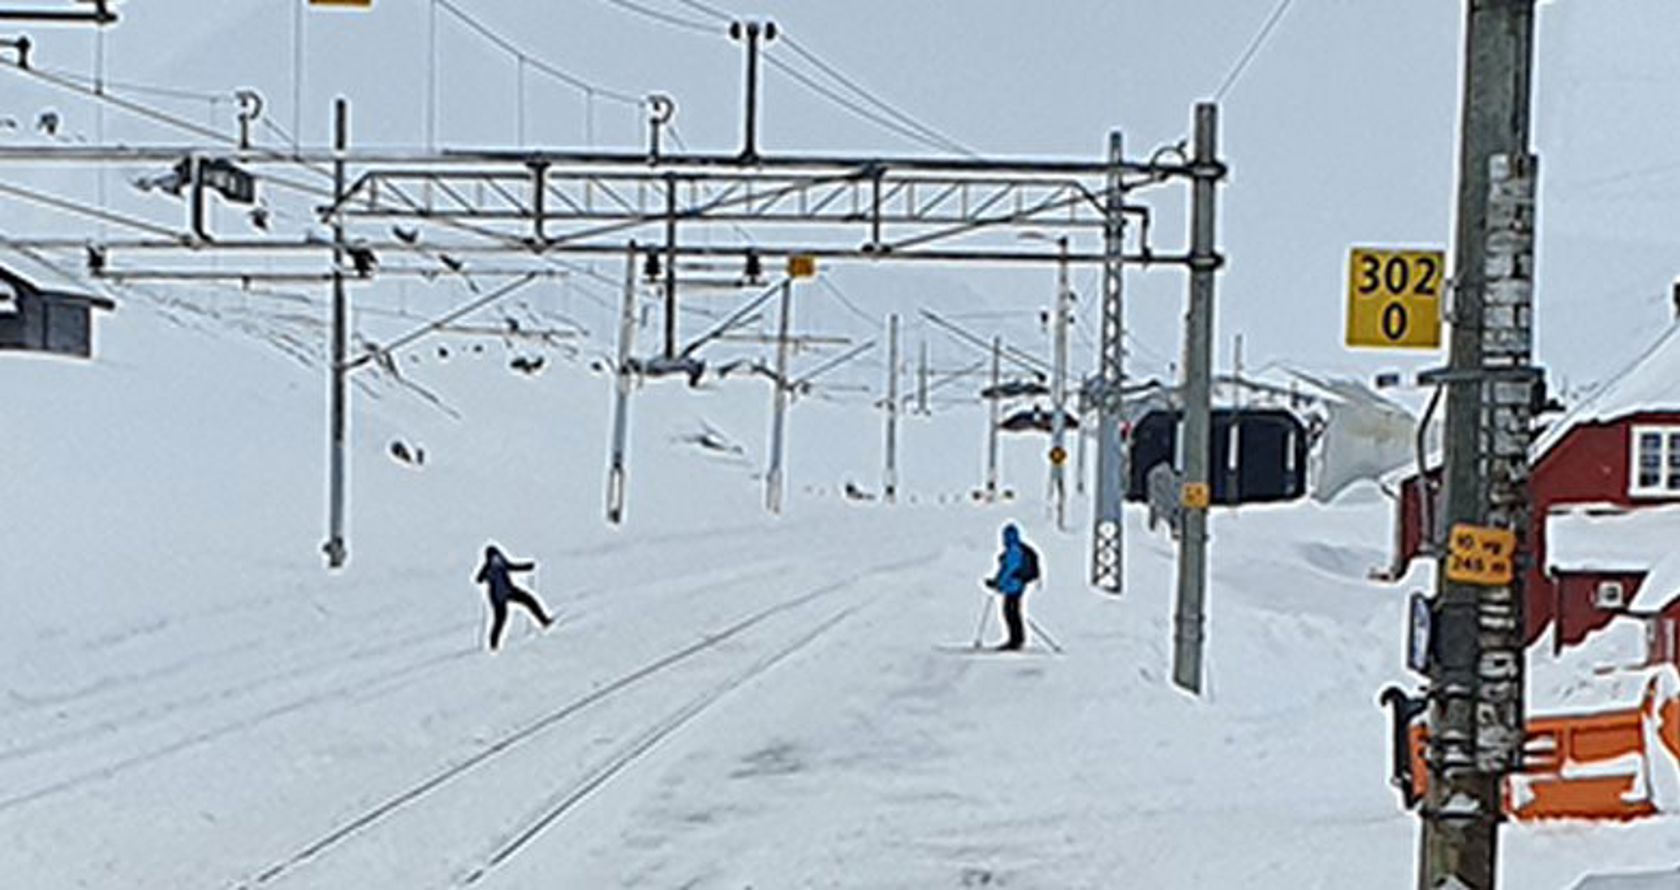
left=1127, top=407, right=1309, bottom=505
left=0, top=265, right=115, bottom=359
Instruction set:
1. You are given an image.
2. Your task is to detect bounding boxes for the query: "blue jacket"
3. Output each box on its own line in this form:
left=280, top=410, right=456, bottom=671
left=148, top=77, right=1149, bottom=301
left=475, top=546, right=533, bottom=603
left=990, top=524, right=1028, bottom=597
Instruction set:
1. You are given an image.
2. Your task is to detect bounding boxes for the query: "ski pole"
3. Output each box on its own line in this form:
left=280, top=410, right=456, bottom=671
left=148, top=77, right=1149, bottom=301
left=1026, top=615, right=1065, bottom=654
left=971, top=593, right=993, bottom=648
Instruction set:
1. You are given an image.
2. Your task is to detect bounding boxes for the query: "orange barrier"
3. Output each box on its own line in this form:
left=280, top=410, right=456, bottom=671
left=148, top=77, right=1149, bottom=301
left=1513, top=708, right=1654, bottom=821
left=1405, top=674, right=1680, bottom=822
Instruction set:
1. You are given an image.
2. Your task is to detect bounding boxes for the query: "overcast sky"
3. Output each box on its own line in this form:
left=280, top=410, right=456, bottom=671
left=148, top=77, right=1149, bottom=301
left=9, top=1, right=1680, bottom=395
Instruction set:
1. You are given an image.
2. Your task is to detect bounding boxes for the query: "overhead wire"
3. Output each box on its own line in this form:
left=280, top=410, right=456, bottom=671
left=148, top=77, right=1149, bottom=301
left=1212, top=0, right=1296, bottom=102
left=587, top=0, right=975, bottom=156
left=595, top=0, right=716, bottom=35
left=775, top=34, right=975, bottom=157
left=667, top=0, right=733, bottom=22
left=761, top=53, right=960, bottom=155
left=434, top=0, right=641, bottom=106
left=814, top=274, right=881, bottom=329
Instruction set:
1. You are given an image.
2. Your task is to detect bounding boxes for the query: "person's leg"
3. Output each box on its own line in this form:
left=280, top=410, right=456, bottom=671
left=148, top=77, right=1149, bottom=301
left=508, top=587, right=554, bottom=627
left=1001, top=595, right=1025, bottom=650
left=488, top=600, right=509, bottom=650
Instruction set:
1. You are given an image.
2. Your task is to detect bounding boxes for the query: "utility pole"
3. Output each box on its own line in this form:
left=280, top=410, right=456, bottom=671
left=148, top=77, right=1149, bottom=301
left=1090, top=130, right=1128, bottom=591
left=1075, top=383, right=1088, bottom=497
left=765, top=279, right=793, bottom=513
left=986, top=335, right=1001, bottom=501
left=662, top=174, right=679, bottom=359
left=883, top=313, right=899, bottom=503
left=1172, top=102, right=1224, bottom=694
left=1420, top=2, right=1537, bottom=888
left=1049, top=235, right=1071, bottom=531
left=605, top=242, right=638, bottom=525
left=323, top=98, right=350, bottom=569
left=917, top=338, right=929, bottom=415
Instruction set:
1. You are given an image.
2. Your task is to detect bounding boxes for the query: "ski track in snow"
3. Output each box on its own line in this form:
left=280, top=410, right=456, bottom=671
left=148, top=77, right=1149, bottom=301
left=235, top=551, right=938, bottom=889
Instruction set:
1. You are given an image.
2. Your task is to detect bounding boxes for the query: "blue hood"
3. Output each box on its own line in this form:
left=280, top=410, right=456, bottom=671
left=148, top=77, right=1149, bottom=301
left=1002, top=524, right=1020, bottom=547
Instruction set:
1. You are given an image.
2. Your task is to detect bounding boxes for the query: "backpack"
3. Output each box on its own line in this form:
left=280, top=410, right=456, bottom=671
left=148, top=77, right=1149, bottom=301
left=1018, top=543, right=1041, bottom=585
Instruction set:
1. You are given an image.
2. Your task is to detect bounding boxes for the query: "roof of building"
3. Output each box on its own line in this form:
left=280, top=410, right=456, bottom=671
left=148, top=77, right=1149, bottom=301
left=1534, top=321, right=1680, bottom=461
left=1546, top=503, right=1680, bottom=611
left=0, top=264, right=115, bottom=312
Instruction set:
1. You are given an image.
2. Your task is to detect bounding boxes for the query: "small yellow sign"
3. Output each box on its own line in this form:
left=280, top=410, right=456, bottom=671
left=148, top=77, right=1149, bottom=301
left=1346, top=247, right=1444, bottom=350
left=1446, top=523, right=1517, bottom=586
left=787, top=255, right=817, bottom=279
left=1182, top=482, right=1211, bottom=510
left=1048, top=446, right=1068, bottom=466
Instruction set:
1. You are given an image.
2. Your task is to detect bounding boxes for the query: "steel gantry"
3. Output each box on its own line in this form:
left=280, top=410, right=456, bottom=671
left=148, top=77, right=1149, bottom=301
left=0, top=98, right=1222, bottom=600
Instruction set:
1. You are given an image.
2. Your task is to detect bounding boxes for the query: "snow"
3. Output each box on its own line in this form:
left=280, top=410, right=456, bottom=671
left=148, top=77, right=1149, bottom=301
left=1529, top=619, right=1655, bottom=713
left=1545, top=505, right=1680, bottom=613
left=1574, top=865, right=1680, bottom=890
left=3, top=297, right=1678, bottom=890
left=1534, top=322, right=1680, bottom=462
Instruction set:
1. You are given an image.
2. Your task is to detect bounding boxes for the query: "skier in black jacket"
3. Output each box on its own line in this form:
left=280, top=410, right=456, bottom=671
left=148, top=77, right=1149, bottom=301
left=475, top=544, right=554, bottom=650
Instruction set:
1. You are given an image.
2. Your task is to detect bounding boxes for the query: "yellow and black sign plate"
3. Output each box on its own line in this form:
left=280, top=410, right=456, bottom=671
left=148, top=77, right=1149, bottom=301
left=1446, top=523, right=1516, bottom=586
left=1346, top=247, right=1444, bottom=350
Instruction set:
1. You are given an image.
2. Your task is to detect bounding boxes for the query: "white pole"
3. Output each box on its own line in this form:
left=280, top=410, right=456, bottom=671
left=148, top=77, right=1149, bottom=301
left=605, top=243, right=638, bottom=524
left=766, top=280, right=794, bottom=513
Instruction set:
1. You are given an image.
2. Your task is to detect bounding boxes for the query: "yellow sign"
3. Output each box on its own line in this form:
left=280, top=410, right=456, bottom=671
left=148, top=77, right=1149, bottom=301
left=787, top=255, right=817, bottom=279
left=1346, top=247, right=1444, bottom=349
left=1048, top=446, right=1068, bottom=466
left=1446, top=523, right=1517, bottom=586
left=1182, top=482, right=1211, bottom=510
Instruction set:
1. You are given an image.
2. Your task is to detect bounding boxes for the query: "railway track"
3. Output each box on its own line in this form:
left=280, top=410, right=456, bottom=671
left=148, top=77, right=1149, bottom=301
left=237, top=552, right=929, bottom=889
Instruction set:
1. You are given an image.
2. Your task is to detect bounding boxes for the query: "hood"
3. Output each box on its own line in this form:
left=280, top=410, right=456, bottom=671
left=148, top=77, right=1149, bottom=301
left=1001, top=524, right=1020, bottom=547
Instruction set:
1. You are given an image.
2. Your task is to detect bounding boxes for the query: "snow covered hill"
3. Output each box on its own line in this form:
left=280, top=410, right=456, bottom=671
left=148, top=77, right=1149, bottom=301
left=2, top=294, right=1675, bottom=889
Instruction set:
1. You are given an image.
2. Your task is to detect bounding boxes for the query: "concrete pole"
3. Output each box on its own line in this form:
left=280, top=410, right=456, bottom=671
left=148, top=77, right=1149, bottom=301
left=323, top=98, right=349, bottom=569
left=917, top=338, right=929, bottom=415
left=1049, top=235, right=1071, bottom=531
left=986, top=335, right=1001, bottom=501
left=662, top=175, right=678, bottom=360
left=1076, top=384, right=1088, bottom=497
left=1420, top=3, right=1537, bottom=886
left=605, top=243, right=638, bottom=525
left=766, top=279, right=793, bottom=513
left=883, top=313, right=899, bottom=503
left=1172, top=102, right=1222, bottom=695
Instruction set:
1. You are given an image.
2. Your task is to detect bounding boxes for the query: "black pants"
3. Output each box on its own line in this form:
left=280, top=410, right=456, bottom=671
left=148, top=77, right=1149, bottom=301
left=488, top=587, right=552, bottom=650
left=1000, top=595, right=1025, bottom=650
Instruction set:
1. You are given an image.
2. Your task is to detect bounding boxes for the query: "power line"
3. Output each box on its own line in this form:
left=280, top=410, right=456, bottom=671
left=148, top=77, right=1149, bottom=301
left=594, top=0, right=716, bottom=35
left=776, top=34, right=975, bottom=158
left=814, top=274, right=879, bottom=328
left=667, top=0, right=732, bottom=23
left=38, top=64, right=226, bottom=105
left=434, top=0, right=641, bottom=106
left=762, top=53, right=958, bottom=155
left=586, top=0, right=972, bottom=156
left=1212, top=0, right=1295, bottom=102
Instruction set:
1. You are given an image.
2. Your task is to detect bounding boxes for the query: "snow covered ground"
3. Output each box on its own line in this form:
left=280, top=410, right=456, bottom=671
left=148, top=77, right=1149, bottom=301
left=3, top=298, right=1677, bottom=889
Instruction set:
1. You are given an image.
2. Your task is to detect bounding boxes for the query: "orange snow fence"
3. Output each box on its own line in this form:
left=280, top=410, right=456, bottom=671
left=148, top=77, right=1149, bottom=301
left=1407, top=672, right=1680, bottom=822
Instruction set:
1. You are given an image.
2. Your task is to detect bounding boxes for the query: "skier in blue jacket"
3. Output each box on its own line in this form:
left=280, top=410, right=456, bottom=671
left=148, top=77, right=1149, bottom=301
left=475, top=543, right=554, bottom=651
left=984, top=523, right=1033, bottom=650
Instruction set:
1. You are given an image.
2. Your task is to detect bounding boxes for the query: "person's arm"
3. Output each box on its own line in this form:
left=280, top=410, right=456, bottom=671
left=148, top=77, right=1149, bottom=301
left=508, top=560, right=536, bottom=573
left=474, top=562, right=488, bottom=584
left=999, top=548, right=1025, bottom=587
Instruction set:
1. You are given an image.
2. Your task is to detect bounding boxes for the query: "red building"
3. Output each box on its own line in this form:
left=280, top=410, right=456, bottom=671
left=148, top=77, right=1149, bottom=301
left=1386, top=323, right=1680, bottom=655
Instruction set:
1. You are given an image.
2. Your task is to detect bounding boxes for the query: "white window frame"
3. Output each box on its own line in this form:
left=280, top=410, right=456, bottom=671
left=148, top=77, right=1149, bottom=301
left=1629, top=424, right=1680, bottom=498
left=1594, top=580, right=1626, bottom=610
